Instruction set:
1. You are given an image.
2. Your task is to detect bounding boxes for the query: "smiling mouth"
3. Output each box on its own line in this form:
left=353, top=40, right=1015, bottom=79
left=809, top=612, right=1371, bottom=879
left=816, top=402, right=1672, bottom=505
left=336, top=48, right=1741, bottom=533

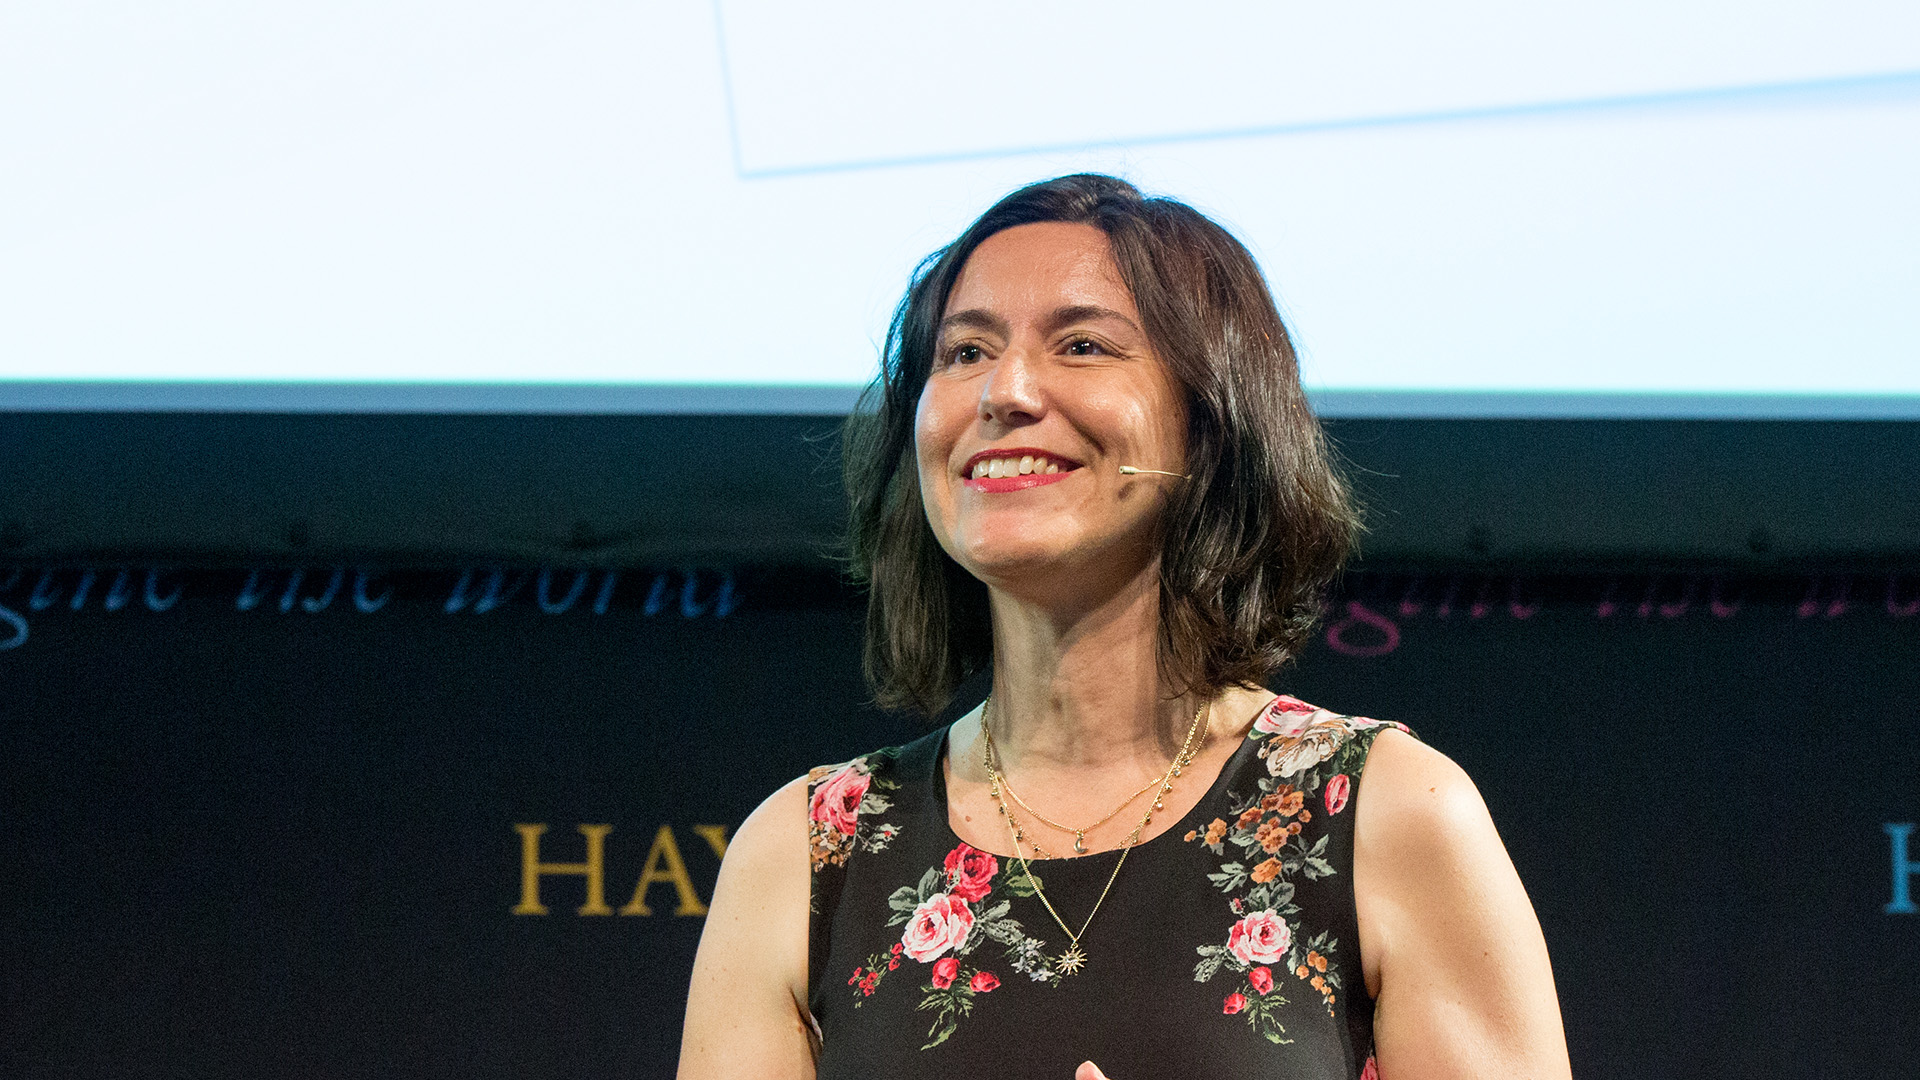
left=962, top=449, right=1081, bottom=492
left=968, top=452, right=1072, bottom=480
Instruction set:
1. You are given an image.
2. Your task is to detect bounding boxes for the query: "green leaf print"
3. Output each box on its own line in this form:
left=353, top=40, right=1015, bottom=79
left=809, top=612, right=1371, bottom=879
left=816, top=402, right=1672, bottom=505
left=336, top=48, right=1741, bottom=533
left=1003, top=865, right=1042, bottom=897
left=915, top=867, right=942, bottom=901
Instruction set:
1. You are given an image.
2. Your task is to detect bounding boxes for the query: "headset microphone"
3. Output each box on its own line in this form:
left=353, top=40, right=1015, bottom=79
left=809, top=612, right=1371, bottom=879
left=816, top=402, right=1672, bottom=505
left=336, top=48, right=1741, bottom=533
left=1118, top=466, right=1191, bottom=479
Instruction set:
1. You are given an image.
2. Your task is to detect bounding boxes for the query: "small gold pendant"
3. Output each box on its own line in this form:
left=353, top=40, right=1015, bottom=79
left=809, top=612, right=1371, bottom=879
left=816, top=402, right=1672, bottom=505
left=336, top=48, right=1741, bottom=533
left=1056, top=944, right=1087, bottom=975
left=1072, top=831, right=1086, bottom=854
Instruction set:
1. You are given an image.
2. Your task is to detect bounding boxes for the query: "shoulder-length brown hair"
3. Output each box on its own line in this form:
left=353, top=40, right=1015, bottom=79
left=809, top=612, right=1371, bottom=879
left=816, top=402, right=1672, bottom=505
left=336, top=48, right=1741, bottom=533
left=843, top=174, right=1358, bottom=716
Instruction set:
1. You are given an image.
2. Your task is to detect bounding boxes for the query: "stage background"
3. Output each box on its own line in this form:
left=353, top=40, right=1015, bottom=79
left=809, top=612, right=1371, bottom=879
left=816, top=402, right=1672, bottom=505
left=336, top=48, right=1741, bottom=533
left=2, top=414, right=1917, bottom=1079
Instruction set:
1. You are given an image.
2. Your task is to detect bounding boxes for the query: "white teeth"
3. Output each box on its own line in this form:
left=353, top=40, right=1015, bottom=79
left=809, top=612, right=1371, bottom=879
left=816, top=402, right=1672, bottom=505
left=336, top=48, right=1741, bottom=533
left=972, top=454, right=1070, bottom=479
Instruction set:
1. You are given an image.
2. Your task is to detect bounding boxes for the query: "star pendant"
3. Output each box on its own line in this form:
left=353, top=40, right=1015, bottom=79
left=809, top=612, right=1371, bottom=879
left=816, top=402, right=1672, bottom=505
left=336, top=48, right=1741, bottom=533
left=1055, top=943, right=1087, bottom=976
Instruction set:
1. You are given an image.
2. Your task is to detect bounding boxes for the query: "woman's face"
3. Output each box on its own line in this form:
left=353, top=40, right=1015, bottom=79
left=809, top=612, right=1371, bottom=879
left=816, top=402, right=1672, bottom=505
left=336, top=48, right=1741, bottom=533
left=915, top=221, right=1188, bottom=597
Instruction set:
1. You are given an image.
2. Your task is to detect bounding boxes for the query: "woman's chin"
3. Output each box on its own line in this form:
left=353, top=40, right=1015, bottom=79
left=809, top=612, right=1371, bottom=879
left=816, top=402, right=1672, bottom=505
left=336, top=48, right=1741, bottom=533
left=958, top=542, right=1067, bottom=582
left=957, top=535, right=1150, bottom=598
left=952, top=534, right=1078, bottom=582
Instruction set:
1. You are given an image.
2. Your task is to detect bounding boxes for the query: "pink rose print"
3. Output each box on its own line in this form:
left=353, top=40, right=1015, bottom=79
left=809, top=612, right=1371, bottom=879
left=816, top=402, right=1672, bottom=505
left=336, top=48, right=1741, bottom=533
left=969, top=971, right=1000, bottom=993
left=1252, top=695, right=1318, bottom=736
left=1359, top=1056, right=1379, bottom=1080
left=809, top=763, right=870, bottom=838
left=1222, top=993, right=1248, bottom=1014
left=900, top=893, right=975, bottom=962
left=942, top=843, right=999, bottom=903
left=930, top=956, right=959, bottom=989
left=1324, top=773, right=1351, bottom=815
left=1248, top=966, right=1274, bottom=995
left=1226, top=910, right=1292, bottom=966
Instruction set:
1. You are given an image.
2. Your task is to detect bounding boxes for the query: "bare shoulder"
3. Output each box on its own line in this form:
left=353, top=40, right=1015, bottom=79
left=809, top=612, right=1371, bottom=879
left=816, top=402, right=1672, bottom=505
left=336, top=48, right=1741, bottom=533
left=723, top=772, right=813, bottom=886
left=1356, top=728, right=1498, bottom=866
left=677, top=774, right=816, bottom=1080
left=1353, top=728, right=1572, bottom=1080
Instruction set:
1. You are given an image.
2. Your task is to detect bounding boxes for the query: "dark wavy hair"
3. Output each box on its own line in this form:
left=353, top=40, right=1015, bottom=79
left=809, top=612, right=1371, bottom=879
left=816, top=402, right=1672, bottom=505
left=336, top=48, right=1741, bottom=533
left=843, top=174, right=1358, bottom=716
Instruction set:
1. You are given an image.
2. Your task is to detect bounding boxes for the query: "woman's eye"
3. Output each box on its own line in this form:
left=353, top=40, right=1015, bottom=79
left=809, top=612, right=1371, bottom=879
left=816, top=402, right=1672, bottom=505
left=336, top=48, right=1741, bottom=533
left=950, top=344, right=984, bottom=365
left=1065, top=338, right=1104, bottom=356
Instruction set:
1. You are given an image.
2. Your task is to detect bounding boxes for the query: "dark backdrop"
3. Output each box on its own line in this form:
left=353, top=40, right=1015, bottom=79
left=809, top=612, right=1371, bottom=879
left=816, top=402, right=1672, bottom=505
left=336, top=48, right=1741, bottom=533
left=3, top=564, right=1916, bottom=1079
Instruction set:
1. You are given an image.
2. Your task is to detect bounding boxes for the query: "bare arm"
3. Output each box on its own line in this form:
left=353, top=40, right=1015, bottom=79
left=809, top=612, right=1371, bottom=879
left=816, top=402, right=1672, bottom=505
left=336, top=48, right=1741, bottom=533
left=678, top=775, right=817, bottom=1080
left=1355, top=730, right=1571, bottom=1080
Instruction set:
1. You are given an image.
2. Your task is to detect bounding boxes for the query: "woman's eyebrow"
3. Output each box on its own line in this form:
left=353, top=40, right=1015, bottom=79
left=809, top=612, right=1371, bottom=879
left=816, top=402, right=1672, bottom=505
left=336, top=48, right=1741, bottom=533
left=1045, top=304, right=1140, bottom=335
left=937, top=309, right=1008, bottom=338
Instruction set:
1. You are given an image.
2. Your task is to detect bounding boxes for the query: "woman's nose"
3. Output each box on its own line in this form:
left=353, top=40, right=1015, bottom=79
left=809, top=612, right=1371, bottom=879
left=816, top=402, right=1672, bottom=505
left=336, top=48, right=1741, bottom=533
left=978, top=349, right=1045, bottom=427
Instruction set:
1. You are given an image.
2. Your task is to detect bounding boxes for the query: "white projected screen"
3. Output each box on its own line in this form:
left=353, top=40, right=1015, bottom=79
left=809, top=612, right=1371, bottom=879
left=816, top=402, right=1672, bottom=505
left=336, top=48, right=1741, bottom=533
left=3, top=1, right=1918, bottom=415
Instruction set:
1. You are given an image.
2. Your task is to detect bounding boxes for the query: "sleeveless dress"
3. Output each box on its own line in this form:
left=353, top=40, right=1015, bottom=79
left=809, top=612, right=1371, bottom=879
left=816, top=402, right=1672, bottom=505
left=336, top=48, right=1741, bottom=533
left=806, top=695, right=1411, bottom=1080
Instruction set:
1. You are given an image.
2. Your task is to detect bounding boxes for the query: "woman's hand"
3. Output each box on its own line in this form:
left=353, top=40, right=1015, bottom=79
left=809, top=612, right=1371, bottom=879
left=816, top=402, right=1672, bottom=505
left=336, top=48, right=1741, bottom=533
left=1075, top=1062, right=1112, bottom=1080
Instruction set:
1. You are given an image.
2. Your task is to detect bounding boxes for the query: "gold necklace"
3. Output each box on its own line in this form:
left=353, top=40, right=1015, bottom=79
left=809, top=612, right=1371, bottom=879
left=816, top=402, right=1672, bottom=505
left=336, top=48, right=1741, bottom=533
left=981, top=698, right=1206, bottom=855
left=998, top=770, right=1164, bottom=854
left=980, top=696, right=1209, bottom=975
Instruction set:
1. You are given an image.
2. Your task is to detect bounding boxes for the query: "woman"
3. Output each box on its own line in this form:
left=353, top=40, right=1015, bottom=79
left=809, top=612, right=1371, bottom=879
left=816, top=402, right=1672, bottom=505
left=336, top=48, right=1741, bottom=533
left=680, top=175, right=1570, bottom=1079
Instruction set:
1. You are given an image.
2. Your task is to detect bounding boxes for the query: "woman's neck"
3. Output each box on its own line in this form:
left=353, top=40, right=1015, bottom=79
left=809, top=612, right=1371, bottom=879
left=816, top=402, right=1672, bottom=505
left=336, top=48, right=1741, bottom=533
left=981, top=563, right=1193, bottom=773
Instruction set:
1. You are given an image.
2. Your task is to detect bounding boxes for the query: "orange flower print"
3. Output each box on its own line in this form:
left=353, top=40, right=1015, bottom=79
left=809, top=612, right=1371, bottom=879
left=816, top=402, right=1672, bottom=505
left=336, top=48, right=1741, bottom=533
left=1203, top=818, right=1229, bottom=845
left=1254, top=819, right=1289, bottom=853
left=1250, top=856, right=1284, bottom=883
left=1236, top=806, right=1264, bottom=830
left=1276, top=790, right=1305, bottom=817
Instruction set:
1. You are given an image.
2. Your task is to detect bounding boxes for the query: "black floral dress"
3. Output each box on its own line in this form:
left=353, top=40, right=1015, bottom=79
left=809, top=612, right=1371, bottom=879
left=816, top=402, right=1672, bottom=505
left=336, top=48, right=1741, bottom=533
left=806, top=696, right=1409, bottom=1080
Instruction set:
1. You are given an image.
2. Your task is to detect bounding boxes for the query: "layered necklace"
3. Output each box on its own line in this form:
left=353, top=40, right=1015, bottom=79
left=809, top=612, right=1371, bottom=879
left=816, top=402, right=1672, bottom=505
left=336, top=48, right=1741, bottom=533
left=979, top=695, right=1210, bottom=976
